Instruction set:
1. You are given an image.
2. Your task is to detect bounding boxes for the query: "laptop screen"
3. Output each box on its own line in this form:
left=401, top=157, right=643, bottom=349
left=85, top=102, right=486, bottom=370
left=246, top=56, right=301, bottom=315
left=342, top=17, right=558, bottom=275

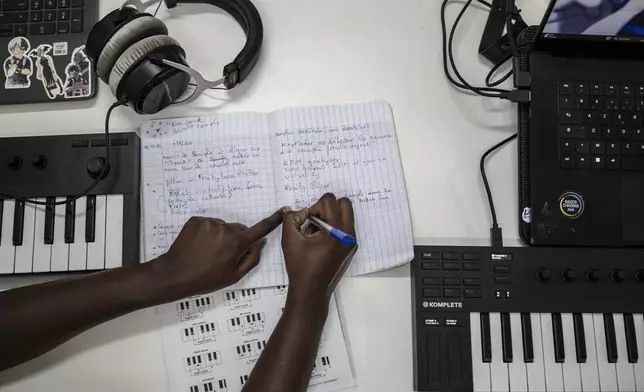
left=542, top=0, right=644, bottom=42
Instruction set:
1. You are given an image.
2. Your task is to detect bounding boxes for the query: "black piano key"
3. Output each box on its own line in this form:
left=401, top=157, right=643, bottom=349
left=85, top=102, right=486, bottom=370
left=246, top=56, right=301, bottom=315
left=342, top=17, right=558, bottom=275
left=64, top=197, right=75, bottom=243
left=552, top=313, right=565, bottom=363
left=625, top=313, right=639, bottom=363
left=521, top=313, right=534, bottom=363
left=501, top=313, right=513, bottom=362
left=604, top=313, right=618, bottom=363
left=12, top=200, right=25, bottom=246
left=0, top=199, right=4, bottom=243
left=44, top=197, right=55, bottom=244
left=481, top=312, right=492, bottom=363
left=573, top=313, right=587, bottom=363
left=85, top=195, right=96, bottom=242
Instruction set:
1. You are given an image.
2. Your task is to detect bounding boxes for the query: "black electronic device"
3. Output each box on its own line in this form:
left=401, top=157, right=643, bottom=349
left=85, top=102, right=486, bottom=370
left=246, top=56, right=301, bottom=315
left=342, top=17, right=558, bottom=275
left=0, top=0, right=98, bottom=104
left=85, top=0, right=263, bottom=115
left=0, top=132, right=140, bottom=275
left=478, top=0, right=527, bottom=66
left=520, top=0, right=644, bottom=246
left=412, top=245, right=644, bottom=392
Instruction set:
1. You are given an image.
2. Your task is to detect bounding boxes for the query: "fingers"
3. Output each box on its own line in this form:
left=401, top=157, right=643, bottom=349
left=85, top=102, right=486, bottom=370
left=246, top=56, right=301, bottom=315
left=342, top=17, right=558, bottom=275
left=338, top=197, right=356, bottom=236
left=310, top=193, right=341, bottom=226
left=228, top=222, right=249, bottom=232
left=282, top=208, right=310, bottom=237
left=236, top=239, right=265, bottom=276
left=241, top=210, right=284, bottom=244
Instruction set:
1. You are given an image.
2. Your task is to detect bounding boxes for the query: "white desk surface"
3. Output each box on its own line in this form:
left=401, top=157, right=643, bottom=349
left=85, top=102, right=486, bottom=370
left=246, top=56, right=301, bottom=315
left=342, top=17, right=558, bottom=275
left=0, top=0, right=551, bottom=391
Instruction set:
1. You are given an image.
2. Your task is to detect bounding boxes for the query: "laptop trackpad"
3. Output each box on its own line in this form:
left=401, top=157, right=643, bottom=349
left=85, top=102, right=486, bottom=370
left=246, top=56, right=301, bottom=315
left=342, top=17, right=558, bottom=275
left=622, top=175, right=644, bottom=243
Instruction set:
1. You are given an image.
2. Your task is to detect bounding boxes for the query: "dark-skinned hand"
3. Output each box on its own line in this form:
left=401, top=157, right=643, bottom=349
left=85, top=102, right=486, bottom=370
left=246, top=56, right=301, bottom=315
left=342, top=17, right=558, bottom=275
left=282, top=193, right=357, bottom=302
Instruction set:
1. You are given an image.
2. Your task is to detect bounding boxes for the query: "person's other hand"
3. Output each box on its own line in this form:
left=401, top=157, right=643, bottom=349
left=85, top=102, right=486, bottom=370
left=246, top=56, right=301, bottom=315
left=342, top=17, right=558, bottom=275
left=282, top=193, right=357, bottom=302
left=152, top=211, right=283, bottom=299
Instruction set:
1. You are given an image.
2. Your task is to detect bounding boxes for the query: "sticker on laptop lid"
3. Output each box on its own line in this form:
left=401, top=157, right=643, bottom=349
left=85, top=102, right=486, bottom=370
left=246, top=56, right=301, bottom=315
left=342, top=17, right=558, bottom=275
left=29, top=44, right=64, bottom=99
left=522, top=207, right=531, bottom=223
left=63, top=45, right=91, bottom=98
left=559, top=191, right=584, bottom=219
left=4, top=37, right=33, bottom=89
left=52, top=42, right=68, bottom=56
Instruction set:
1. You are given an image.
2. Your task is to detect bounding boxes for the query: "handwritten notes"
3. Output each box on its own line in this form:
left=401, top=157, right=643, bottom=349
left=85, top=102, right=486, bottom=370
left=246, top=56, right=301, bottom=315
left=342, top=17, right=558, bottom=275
left=141, top=101, right=414, bottom=289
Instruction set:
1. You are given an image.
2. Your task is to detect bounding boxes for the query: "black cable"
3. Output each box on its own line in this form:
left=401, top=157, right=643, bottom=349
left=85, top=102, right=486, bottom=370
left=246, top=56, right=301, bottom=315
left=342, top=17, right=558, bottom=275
left=485, top=57, right=512, bottom=87
left=152, top=0, right=163, bottom=17
left=0, top=100, right=127, bottom=205
left=505, top=0, right=519, bottom=57
left=480, top=133, right=517, bottom=228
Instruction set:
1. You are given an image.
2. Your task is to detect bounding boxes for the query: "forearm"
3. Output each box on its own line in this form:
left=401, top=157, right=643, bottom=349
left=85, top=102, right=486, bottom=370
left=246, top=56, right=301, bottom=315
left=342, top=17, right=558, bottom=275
left=0, top=259, right=175, bottom=371
left=242, top=292, right=329, bottom=392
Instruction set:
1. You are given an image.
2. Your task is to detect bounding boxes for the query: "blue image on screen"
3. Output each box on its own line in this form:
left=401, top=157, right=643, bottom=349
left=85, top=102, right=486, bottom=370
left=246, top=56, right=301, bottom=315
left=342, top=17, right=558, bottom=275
left=543, top=0, right=644, bottom=37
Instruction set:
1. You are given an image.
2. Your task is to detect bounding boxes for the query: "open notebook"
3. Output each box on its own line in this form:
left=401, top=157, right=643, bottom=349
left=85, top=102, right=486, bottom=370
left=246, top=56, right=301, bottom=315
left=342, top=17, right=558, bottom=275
left=141, top=101, right=414, bottom=289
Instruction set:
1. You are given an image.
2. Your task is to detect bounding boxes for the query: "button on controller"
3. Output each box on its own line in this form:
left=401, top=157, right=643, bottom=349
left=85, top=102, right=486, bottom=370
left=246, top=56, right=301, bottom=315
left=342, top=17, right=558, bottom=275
left=86, top=157, right=109, bottom=179
left=535, top=268, right=550, bottom=282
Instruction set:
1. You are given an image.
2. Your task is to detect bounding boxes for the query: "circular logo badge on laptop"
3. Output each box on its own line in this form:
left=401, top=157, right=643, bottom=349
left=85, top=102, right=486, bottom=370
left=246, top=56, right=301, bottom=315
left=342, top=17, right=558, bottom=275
left=559, top=192, right=584, bottom=219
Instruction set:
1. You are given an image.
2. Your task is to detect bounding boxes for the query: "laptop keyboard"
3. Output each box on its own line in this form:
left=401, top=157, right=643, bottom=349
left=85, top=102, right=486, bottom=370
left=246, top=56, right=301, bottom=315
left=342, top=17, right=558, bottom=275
left=558, top=81, right=644, bottom=171
left=0, top=0, right=84, bottom=37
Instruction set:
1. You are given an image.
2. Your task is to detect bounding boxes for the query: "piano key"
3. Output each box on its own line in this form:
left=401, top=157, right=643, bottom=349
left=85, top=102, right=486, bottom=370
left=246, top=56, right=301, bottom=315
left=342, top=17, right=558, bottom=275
left=594, top=313, right=618, bottom=392
left=489, top=313, right=509, bottom=392
left=633, top=314, right=644, bottom=391
left=64, top=197, right=75, bottom=243
left=0, top=199, right=15, bottom=273
left=561, top=313, right=582, bottom=392
left=501, top=313, right=513, bottom=363
left=86, top=195, right=105, bottom=270
left=540, top=313, right=564, bottom=391
left=50, top=197, right=69, bottom=271
left=614, top=313, right=636, bottom=391
left=481, top=312, right=492, bottom=363
left=12, top=200, right=25, bottom=245
left=32, top=198, right=51, bottom=272
left=625, top=313, right=639, bottom=363
left=552, top=313, right=565, bottom=363
left=68, top=196, right=86, bottom=271
left=470, top=312, right=491, bottom=391
left=14, top=202, right=36, bottom=272
left=105, top=194, right=123, bottom=269
left=43, top=197, right=55, bottom=244
left=520, top=313, right=534, bottom=363
left=85, top=195, right=96, bottom=242
left=580, top=314, right=600, bottom=392
left=508, top=313, right=527, bottom=391
left=573, top=313, right=587, bottom=363
left=525, top=314, right=546, bottom=392
left=605, top=313, right=619, bottom=363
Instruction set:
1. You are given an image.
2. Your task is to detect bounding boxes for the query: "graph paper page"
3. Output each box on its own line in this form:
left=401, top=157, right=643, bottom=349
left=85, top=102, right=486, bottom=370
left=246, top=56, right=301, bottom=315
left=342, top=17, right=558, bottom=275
left=269, top=101, right=414, bottom=277
left=140, top=113, right=285, bottom=289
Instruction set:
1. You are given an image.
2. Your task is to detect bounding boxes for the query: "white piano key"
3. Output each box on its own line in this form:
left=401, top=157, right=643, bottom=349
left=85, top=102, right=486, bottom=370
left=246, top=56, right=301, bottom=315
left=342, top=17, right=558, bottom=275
left=489, top=313, right=509, bottom=392
left=14, top=202, right=36, bottom=273
left=633, top=314, right=644, bottom=391
left=68, top=197, right=87, bottom=271
left=540, top=313, right=564, bottom=392
left=470, top=312, right=491, bottom=392
left=0, top=200, right=16, bottom=273
left=561, top=313, right=582, bottom=392
left=50, top=198, right=69, bottom=271
left=526, top=314, right=546, bottom=392
left=614, top=313, right=636, bottom=391
left=105, top=194, right=123, bottom=269
left=594, top=313, right=618, bottom=392
left=86, top=195, right=106, bottom=270
left=580, top=313, right=601, bottom=392
left=32, top=199, right=51, bottom=272
left=508, top=313, right=527, bottom=392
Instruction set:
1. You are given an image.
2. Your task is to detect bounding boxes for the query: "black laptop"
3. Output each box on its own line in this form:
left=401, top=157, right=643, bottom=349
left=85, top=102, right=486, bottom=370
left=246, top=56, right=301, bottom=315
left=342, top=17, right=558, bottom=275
left=0, top=0, right=97, bottom=104
left=523, top=0, right=644, bottom=247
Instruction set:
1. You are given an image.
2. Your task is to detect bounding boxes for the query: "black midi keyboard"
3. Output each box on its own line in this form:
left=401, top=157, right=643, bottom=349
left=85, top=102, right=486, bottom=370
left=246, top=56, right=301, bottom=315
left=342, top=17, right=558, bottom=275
left=412, top=245, right=644, bottom=392
left=0, top=133, right=140, bottom=274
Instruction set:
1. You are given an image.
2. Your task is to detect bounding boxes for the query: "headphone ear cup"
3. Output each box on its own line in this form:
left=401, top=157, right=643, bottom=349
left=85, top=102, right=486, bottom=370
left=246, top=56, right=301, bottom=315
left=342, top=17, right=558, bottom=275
left=96, top=16, right=168, bottom=83
left=108, top=34, right=183, bottom=97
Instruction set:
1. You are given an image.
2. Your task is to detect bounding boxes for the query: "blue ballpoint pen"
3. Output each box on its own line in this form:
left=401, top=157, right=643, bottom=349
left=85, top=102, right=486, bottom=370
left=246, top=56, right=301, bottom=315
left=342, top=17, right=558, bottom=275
left=307, top=216, right=357, bottom=246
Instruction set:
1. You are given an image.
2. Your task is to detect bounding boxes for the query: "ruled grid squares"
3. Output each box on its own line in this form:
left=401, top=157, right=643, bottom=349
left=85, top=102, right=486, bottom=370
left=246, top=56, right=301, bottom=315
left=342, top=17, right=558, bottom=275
left=140, top=113, right=284, bottom=289
left=269, top=101, right=414, bottom=277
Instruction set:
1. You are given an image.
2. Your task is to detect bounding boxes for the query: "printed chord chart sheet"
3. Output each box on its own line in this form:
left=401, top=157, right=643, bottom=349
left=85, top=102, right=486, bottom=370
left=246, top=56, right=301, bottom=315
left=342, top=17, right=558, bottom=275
left=157, top=286, right=354, bottom=392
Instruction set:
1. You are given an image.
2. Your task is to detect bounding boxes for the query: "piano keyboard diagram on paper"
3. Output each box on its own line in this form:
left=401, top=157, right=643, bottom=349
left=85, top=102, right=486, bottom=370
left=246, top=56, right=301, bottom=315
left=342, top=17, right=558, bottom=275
left=157, top=286, right=355, bottom=392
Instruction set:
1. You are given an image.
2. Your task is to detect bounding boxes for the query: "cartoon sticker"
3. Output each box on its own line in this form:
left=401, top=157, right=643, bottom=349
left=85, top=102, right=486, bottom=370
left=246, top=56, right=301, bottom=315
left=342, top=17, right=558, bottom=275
left=559, top=191, right=585, bottom=219
left=29, top=44, right=64, bottom=99
left=63, top=45, right=92, bottom=98
left=522, top=207, right=532, bottom=223
left=4, top=37, right=33, bottom=89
